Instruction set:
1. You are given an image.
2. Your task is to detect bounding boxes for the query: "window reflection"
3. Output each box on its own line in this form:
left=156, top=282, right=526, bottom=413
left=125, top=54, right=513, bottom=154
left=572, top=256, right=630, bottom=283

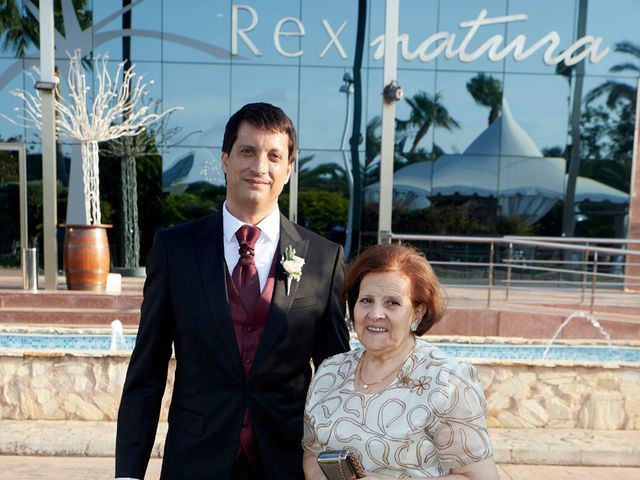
left=92, top=0, right=162, bottom=62
left=0, top=0, right=634, bottom=240
left=296, top=149, right=349, bottom=240
left=503, top=0, right=576, bottom=75
left=162, top=0, right=231, bottom=64
left=300, top=0, right=358, bottom=68
left=229, top=65, right=299, bottom=127
left=299, top=66, right=363, bottom=150
left=163, top=62, right=230, bottom=148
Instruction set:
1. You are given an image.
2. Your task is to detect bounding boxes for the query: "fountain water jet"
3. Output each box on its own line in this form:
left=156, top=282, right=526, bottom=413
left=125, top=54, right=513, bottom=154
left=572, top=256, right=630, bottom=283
left=542, top=311, right=612, bottom=359
left=110, top=319, right=125, bottom=351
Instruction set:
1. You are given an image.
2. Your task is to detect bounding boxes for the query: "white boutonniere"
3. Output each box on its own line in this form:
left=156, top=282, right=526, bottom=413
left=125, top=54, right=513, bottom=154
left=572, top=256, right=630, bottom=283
left=280, top=245, right=305, bottom=296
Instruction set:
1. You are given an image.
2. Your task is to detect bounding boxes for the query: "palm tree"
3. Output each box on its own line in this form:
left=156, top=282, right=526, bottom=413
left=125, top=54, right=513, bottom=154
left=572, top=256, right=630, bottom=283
left=466, top=73, right=503, bottom=125
left=585, top=41, right=640, bottom=107
left=401, top=91, right=460, bottom=154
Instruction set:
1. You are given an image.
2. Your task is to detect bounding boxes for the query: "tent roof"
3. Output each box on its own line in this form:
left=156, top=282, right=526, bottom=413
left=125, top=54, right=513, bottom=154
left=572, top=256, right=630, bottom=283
left=464, top=99, right=543, bottom=158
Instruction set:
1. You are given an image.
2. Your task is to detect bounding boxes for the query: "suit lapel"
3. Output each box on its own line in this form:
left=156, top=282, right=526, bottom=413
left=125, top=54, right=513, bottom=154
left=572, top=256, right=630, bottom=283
left=196, top=213, right=243, bottom=377
left=251, top=215, right=308, bottom=375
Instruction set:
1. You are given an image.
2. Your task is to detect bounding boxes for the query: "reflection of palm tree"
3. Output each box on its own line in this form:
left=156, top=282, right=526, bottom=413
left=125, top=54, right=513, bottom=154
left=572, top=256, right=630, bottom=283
left=466, top=73, right=502, bottom=125
left=0, top=0, right=91, bottom=57
left=401, top=91, right=460, bottom=154
left=298, top=155, right=348, bottom=196
left=0, top=0, right=232, bottom=91
left=0, top=1, right=37, bottom=56
left=363, top=117, right=381, bottom=187
left=585, top=41, right=640, bottom=106
left=365, top=116, right=381, bottom=169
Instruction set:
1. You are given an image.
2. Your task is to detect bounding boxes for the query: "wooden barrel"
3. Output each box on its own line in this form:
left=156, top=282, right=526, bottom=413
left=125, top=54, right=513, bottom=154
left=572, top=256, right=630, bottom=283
left=63, top=224, right=111, bottom=291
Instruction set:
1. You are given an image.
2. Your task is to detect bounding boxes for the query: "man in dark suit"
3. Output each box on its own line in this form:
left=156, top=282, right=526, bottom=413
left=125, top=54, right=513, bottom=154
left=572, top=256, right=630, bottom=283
left=115, top=103, right=350, bottom=479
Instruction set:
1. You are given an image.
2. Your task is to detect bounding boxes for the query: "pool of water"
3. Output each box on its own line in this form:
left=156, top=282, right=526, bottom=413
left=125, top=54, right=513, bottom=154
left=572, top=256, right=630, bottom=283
left=1, top=334, right=639, bottom=362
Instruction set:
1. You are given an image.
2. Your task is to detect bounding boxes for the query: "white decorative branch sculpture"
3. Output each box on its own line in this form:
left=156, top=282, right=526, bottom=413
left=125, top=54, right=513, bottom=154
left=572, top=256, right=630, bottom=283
left=6, top=49, right=179, bottom=225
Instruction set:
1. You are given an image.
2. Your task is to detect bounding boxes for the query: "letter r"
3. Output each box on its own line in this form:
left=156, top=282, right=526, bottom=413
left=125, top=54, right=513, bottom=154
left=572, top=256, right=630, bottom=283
left=232, top=5, right=262, bottom=56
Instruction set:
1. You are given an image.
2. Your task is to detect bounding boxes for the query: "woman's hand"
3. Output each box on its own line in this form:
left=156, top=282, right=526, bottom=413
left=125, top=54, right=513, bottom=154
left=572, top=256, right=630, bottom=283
left=362, top=457, right=500, bottom=479
left=362, top=474, right=396, bottom=480
left=302, top=450, right=327, bottom=480
left=449, top=457, right=500, bottom=479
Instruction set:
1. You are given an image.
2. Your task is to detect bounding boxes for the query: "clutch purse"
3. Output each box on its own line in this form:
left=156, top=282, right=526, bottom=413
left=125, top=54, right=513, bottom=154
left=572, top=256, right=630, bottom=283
left=317, top=449, right=366, bottom=480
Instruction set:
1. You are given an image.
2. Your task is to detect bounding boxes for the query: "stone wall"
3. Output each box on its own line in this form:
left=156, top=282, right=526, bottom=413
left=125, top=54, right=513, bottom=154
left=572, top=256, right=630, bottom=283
left=478, top=362, right=640, bottom=430
left=1, top=352, right=638, bottom=430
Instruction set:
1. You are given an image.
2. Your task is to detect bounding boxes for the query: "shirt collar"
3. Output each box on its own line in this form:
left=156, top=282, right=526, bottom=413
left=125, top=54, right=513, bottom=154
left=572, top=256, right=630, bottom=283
left=222, top=202, right=281, bottom=243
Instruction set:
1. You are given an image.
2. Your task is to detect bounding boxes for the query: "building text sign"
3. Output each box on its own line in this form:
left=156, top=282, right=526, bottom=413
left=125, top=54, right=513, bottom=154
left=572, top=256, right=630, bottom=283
left=232, top=6, right=609, bottom=66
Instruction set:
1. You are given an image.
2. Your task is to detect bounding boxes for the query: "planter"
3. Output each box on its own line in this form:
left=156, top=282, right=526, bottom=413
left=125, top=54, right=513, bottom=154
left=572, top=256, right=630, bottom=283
left=62, top=224, right=112, bottom=291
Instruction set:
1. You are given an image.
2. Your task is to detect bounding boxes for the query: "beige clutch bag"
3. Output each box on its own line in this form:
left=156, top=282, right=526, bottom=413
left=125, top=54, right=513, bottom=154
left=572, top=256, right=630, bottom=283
left=317, top=449, right=366, bottom=480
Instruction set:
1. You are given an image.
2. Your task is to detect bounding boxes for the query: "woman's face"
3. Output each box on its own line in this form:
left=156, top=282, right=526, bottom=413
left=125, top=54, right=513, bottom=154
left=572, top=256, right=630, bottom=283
left=354, top=271, right=425, bottom=358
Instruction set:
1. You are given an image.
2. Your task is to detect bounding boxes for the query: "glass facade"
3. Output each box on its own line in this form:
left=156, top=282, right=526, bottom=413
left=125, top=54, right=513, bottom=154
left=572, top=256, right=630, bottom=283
left=0, top=0, right=636, bottom=263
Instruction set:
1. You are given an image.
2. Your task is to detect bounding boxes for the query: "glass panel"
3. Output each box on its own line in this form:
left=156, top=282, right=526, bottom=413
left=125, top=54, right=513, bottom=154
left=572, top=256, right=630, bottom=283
left=434, top=0, right=508, bottom=73
left=162, top=0, right=232, bottom=64
left=93, top=0, right=162, bottom=62
left=0, top=58, right=28, bottom=142
left=228, top=0, right=303, bottom=66
left=504, top=0, right=576, bottom=75
left=502, top=73, right=570, bottom=155
left=585, top=0, right=640, bottom=77
left=396, top=0, right=439, bottom=71
left=297, top=149, right=349, bottom=238
left=300, top=0, right=358, bottom=68
left=162, top=146, right=224, bottom=188
left=579, top=74, right=634, bottom=197
left=433, top=71, right=496, bottom=155
left=298, top=66, right=361, bottom=150
left=163, top=62, right=231, bottom=149
left=396, top=69, right=438, bottom=157
left=229, top=64, right=299, bottom=128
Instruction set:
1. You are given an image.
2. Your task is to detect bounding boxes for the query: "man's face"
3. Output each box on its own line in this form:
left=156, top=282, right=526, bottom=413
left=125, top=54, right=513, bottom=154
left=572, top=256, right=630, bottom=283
left=222, top=122, right=293, bottom=223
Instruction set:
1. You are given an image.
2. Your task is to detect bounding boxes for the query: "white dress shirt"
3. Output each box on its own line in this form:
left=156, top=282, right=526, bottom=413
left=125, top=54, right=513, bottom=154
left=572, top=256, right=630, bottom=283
left=222, top=202, right=281, bottom=292
left=115, top=204, right=281, bottom=480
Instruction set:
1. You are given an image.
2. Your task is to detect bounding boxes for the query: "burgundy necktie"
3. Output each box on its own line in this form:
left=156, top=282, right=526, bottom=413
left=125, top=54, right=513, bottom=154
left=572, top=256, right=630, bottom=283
left=232, top=225, right=261, bottom=310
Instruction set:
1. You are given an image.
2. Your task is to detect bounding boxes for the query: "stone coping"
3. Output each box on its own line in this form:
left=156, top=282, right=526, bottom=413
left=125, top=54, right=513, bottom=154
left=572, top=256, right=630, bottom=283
left=0, top=349, right=638, bottom=369
left=0, top=421, right=638, bottom=467
left=2, top=326, right=639, bottom=347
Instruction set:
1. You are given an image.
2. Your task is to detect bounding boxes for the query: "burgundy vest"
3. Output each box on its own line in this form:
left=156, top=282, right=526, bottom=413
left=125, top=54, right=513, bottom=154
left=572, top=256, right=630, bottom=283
left=227, top=254, right=277, bottom=466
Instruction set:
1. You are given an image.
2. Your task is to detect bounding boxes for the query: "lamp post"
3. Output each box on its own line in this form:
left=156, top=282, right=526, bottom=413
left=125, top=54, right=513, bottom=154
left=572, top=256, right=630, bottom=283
left=340, top=72, right=354, bottom=259
left=378, top=0, right=401, bottom=244
left=38, top=0, right=58, bottom=289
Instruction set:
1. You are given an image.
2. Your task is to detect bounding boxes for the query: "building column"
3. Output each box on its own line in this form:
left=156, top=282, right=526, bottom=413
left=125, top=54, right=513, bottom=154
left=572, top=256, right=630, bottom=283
left=625, top=79, right=640, bottom=292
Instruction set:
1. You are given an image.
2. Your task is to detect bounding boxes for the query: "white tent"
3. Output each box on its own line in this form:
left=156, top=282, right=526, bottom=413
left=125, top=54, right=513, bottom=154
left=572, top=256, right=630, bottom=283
left=365, top=99, right=628, bottom=224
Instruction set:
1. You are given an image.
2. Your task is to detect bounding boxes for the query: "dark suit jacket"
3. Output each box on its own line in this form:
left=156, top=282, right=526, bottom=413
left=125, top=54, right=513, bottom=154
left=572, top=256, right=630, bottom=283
left=115, top=212, right=350, bottom=479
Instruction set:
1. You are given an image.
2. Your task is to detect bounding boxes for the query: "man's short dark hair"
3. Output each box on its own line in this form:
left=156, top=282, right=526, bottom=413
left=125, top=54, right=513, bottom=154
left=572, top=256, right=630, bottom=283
left=222, top=102, right=297, bottom=164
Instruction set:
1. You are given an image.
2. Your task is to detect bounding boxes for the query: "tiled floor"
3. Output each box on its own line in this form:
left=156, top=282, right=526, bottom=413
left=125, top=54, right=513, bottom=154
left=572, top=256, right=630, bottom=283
left=0, top=457, right=639, bottom=480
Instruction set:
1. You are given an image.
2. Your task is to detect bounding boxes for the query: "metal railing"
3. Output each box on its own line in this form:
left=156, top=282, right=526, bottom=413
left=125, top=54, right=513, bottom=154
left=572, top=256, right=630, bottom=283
left=380, top=232, right=640, bottom=312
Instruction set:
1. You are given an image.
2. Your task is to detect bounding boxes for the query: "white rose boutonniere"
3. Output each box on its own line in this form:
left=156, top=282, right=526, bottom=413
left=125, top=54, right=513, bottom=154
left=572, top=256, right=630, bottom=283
left=281, top=245, right=305, bottom=296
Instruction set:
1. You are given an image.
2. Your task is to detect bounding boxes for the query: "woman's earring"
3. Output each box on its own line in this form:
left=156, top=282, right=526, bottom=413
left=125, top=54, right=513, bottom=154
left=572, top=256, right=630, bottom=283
left=410, top=320, right=419, bottom=332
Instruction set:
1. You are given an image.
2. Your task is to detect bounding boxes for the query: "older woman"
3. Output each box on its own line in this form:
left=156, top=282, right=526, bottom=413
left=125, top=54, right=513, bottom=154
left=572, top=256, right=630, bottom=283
left=302, top=244, right=498, bottom=479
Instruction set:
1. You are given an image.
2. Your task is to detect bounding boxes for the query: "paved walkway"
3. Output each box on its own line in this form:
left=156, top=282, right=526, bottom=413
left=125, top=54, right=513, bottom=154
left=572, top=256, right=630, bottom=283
left=1, top=420, right=639, bottom=479
left=0, top=456, right=639, bottom=480
left=2, top=421, right=639, bottom=467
